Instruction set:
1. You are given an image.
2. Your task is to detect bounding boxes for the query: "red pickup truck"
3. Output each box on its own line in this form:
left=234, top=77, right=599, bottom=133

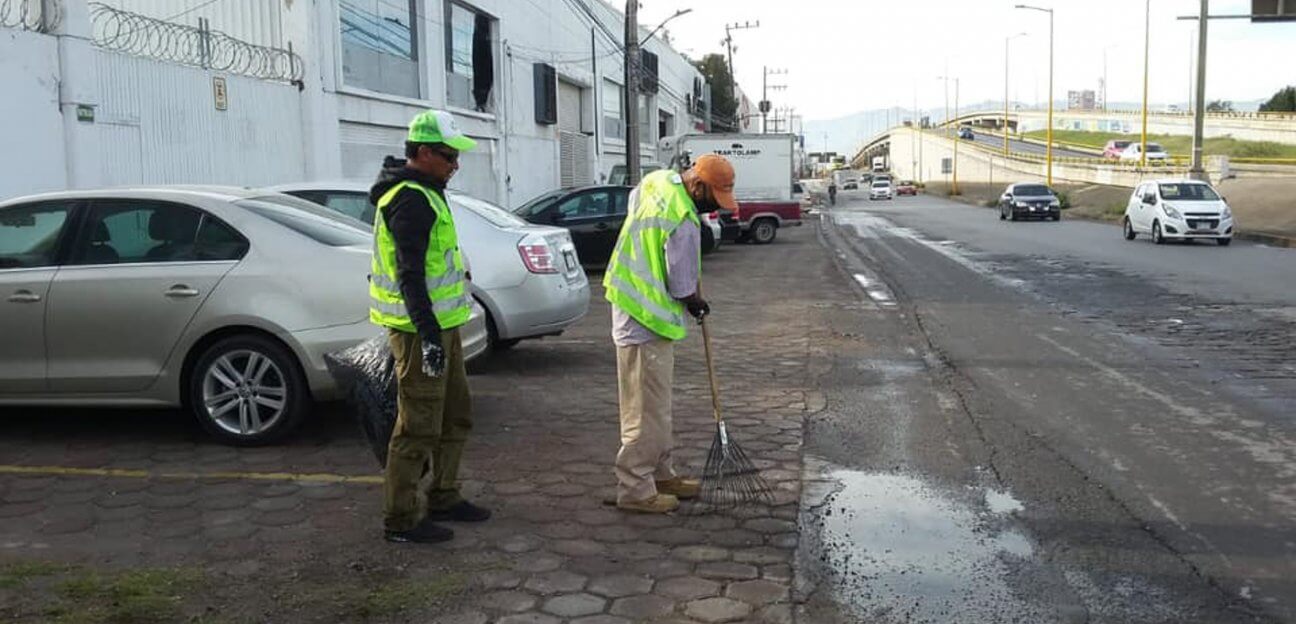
left=734, top=200, right=803, bottom=244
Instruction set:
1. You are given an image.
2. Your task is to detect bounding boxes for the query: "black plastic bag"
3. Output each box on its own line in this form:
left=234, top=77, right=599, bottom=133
left=324, top=335, right=398, bottom=467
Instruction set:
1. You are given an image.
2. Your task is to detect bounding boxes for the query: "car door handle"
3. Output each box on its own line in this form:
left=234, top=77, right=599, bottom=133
left=595, top=222, right=609, bottom=231
left=7, top=290, right=41, bottom=303
left=164, top=285, right=200, bottom=298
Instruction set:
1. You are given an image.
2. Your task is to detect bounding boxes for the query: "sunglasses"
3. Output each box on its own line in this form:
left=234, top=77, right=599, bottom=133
left=426, top=146, right=460, bottom=164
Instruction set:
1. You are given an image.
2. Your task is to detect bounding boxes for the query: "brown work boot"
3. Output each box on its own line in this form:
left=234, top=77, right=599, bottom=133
left=655, top=476, right=700, bottom=500
left=617, top=493, right=680, bottom=514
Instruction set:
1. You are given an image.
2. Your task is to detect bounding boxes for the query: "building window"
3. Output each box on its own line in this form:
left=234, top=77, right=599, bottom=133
left=446, top=2, right=496, bottom=112
left=339, top=0, right=420, bottom=98
left=638, top=94, right=653, bottom=143
left=602, top=79, right=624, bottom=140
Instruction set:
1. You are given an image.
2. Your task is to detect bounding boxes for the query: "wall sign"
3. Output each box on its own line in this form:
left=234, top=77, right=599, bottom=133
left=213, top=77, right=228, bottom=111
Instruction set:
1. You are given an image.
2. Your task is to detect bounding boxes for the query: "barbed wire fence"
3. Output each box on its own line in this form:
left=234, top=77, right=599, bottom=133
left=89, top=2, right=303, bottom=84
left=0, top=0, right=61, bottom=31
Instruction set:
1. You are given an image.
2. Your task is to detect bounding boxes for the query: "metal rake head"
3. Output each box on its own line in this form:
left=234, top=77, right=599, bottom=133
left=698, top=422, right=774, bottom=509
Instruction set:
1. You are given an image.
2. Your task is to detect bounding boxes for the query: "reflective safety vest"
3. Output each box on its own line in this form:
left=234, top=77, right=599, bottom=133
left=603, top=169, right=700, bottom=341
left=369, top=181, right=472, bottom=333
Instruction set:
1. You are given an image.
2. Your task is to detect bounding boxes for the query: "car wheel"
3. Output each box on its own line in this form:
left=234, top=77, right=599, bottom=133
left=751, top=218, right=778, bottom=244
left=188, top=334, right=309, bottom=446
left=1216, top=237, right=1231, bottom=246
left=1152, top=220, right=1165, bottom=245
left=1053, top=214, right=1061, bottom=221
left=1008, top=209, right=1017, bottom=222
left=1123, top=218, right=1137, bottom=240
left=999, top=206, right=1006, bottom=221
left=482, top=305, right=520, bottom=351
left=701, top=226, right=716, bottom=255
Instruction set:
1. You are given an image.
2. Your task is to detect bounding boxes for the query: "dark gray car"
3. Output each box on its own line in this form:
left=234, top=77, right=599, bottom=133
left=999, top=183, right=1061, bottom=222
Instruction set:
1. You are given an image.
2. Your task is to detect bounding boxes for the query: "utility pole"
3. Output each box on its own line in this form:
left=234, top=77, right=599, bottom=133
left=625, top=0, right=641, bottom=185
left=761, top=67, right=786, bottom=134
left=1190, top=0, right=1208, bottom=178
left=723, top=20, right=759, bottom=132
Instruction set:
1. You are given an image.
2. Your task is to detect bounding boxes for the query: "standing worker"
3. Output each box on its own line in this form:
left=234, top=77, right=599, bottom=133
left=369, top=109, right=490, bottom=543
left=604, top=155, right=738, bottom=514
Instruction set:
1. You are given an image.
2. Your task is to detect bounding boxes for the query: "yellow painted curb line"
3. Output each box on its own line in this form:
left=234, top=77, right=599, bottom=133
left=0, top=464, right=383, bottom=485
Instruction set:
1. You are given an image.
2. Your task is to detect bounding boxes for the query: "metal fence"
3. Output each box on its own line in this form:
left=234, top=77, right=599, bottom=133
left=89, top=2, right=302, bottom=83
left=0, top=0, right=61, bottom=31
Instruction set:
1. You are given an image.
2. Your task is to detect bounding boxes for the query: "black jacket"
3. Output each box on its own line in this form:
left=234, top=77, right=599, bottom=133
left=370, top=157, right=446, bottom=339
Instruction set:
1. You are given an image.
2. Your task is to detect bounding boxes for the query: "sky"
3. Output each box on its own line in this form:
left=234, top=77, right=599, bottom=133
left=634, top=0, right=1296, bottom=123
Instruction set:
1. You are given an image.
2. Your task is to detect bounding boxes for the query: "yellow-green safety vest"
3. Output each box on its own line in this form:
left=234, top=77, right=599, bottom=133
left=603, top=169, right=700, bottom=341
left=369, top=181, right=472, bottom=333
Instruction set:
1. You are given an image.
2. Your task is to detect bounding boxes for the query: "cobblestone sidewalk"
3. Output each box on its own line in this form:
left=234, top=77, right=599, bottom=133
left=0, top=222, right=838, bottom=623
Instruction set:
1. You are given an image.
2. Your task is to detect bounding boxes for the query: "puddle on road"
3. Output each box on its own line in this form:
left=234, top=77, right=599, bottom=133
left=808, top=469, right=1050, bottom=623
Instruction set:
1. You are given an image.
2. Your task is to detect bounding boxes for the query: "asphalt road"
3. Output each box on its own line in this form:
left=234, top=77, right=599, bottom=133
left=964, top=128, right=1097, bottom=159
left=799, top=193, right=1296, bottom=623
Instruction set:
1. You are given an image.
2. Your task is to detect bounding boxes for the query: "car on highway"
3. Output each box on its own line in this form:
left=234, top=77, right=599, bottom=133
left=895, top=181, right=918, bottom=196
left=1123, top=179, right=1233, bottom=246
left=843, top=180, right=859, bottom=190
left=1120, top=142, right=1170, bottom=164
left=510, top=186, right=724, bottom=260
left=869, top=180, right=894, bottom=201
left=998, top=183, right=1061, bottom=221
left=269, top=181, right=590, bottom=352
left=958, top=127, right=975, bottom=140
left=1103, top=140, right=1132, bottom=159
left=0, top=186, right=488, bottom=445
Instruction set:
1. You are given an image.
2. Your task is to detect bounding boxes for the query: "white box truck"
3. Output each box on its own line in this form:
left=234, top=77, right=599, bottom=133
left=660, top=133, right=802, bottom=244
left=871, top=156, right=886, bottom=173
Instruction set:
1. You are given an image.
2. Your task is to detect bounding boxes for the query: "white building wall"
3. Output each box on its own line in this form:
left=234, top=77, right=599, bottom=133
left=0, top=28, right=66, bottom=198
left=2, top=0, right=707, bottom=207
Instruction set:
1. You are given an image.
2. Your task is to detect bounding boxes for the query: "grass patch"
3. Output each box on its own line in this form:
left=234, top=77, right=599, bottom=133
left=47, top=567, right=203, bottom=624
left=358, top=574, right=467, bottom=617
left=0, top=561, right=66, bottom=589
left=1025, top=129, right=1296, bottom=159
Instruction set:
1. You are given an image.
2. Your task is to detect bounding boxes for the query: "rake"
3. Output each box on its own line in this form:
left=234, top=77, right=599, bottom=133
left=697, top=315, right=773, bottom=509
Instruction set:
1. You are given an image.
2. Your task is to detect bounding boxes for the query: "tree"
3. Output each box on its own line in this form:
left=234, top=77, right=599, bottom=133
left=692, top=54, right=737, bottom=132
left=1259, top=86, right=1296, bottom=112
left=1206, top=99, right=1234, bottom=112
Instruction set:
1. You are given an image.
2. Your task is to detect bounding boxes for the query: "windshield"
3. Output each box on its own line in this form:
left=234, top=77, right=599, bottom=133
left=452, top=193, right=531, bottom=228
left=1013, top=185, right=1053, bottom=196
left=238, top=196, right=370, bottom=247
left=872, top=181, right=889, bottom=188
left=1113, top=141, right=1130, bottom=149
left=1146, top=143, right=1165, bottom=152
left=1158, top=183, right=1220, bottom=201
left=514, top=190, right=566, bottom=217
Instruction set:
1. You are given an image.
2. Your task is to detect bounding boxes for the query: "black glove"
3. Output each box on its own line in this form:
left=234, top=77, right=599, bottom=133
left=420, top=334, right=446, bottom=378
left=685, top=297, right=711, bottom=322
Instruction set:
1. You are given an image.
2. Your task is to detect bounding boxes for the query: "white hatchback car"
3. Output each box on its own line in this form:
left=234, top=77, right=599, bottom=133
left=1123, top=179, right=1234, bottom=246
left=869, top=180, right=894, bottom=201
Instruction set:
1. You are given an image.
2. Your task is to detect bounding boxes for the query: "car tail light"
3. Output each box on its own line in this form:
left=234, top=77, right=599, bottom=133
left=518, top=235, right=558, bottom=274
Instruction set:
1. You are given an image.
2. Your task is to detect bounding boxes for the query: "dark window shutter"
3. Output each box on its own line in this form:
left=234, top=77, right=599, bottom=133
left=639, top=51, right=659, bottom=94
left=534, top=63, right=556, bottom=125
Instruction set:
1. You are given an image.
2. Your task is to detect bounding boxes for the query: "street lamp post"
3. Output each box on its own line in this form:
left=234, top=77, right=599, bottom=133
left=1016, top=4, right=1054, bottom=186
left=640, top=8, right=692, bottom=45
left=1141, top=0, right=1151, bottom=168
left=1005, top=32, right=1028, bottom=157
left=936, top=75, right=960, bottom=194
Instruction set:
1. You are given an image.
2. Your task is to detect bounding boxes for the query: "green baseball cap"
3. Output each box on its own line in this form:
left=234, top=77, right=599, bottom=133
left=407, top=109, right=477, bottom=152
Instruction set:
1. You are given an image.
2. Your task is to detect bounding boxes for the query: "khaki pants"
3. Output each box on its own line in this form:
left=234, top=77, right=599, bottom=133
left=383, top=327, right=472, bottom=531
left=615, top=339, right=679, bottom=503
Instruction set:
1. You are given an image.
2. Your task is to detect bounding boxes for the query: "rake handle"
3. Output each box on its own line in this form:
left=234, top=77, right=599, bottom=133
left=699, top=315, right=723, bottom=425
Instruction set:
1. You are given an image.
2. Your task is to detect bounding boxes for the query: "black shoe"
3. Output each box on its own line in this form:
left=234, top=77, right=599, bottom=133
left=425, top=500, right=492, bottom=523
left=384, top=518, right=454, bottom=543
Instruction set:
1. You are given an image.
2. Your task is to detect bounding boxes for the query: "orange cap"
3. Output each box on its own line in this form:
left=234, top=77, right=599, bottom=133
left=692, top=154, right=738, bottom=211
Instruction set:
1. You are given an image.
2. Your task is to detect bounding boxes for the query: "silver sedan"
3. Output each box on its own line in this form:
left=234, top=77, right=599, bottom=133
left=268, top=182, right=591, bottom=351
left=0, top=186, right=488, bottom=445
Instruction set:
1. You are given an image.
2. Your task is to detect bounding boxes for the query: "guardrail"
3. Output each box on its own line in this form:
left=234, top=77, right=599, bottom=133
left=89, top=2, right=303, bottom=83
left=1, top=0, right=61, bottom=32
left=948, top=107, right=1296, bottom=122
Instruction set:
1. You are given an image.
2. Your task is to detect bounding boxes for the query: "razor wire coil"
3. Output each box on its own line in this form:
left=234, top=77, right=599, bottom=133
left=1, top=0, right=61, bottom=31
left=89, top=2, right=303, bottom=83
